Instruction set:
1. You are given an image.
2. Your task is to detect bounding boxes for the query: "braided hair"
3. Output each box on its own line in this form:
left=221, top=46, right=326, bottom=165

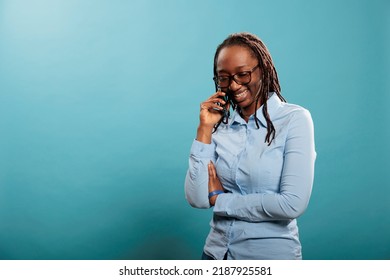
left=213, top=32, right=286, bottom=145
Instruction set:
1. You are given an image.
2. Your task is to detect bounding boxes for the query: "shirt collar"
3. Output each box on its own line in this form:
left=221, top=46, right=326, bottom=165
left=230, top=92, right=282, bottom=127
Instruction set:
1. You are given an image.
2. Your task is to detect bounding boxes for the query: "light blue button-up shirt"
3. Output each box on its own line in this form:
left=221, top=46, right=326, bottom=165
left=185, top=93, right=316, bottom=260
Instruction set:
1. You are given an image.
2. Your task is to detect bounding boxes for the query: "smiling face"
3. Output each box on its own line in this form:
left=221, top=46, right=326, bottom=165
left=216, top=45, right=262, bottom=117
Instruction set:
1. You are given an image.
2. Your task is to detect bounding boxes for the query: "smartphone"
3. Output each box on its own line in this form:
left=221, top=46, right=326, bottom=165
left=217, top=86, right=229, bottom=123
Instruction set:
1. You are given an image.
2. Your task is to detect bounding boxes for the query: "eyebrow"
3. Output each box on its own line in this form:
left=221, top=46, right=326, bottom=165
left=217, top=65, right=251, bottom=74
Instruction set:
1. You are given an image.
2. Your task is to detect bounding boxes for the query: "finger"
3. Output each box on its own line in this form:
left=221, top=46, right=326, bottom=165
left=208, top=162, right=215, bottom=179
left=208, top=163, right=215, bottom=192
left=206, top=97, right=226, bottom=105
left=210, top=91, right=226, bottom=99
left=208, top=162, right=214, bottom=178
left=208, top=161, right=217, bottom=178
left=201, top=101, right=225, bottom=112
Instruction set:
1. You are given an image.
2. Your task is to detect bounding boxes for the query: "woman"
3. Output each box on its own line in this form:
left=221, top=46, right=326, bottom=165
left=184, top=32, right=316, bottom=260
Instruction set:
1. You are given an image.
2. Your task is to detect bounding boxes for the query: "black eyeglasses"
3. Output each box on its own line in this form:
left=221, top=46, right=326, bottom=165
left=213, top=64, right=259, bottom=88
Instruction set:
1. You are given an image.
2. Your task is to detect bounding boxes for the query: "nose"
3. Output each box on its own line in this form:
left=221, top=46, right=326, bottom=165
left=228, top=79, right=241, bottom=92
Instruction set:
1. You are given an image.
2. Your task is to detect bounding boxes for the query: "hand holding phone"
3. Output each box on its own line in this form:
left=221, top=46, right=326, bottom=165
left=198, top=88, right=229, bottom=131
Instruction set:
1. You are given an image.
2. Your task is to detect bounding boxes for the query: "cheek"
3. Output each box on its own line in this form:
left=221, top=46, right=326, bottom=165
left=249, top=80, right=261, bottom=98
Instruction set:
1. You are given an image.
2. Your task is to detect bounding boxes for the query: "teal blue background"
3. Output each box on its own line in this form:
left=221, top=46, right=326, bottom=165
left=0, top=0, right=389, bottom=260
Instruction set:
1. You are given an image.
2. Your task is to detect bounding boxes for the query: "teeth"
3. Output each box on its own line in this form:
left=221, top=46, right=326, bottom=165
left=235, top=90, right=247, bottom=98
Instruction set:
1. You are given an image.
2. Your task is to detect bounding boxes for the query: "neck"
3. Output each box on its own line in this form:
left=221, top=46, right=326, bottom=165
left=240, top=110, right=252, bottom=119
left=239, top=100, right=262, bottom=122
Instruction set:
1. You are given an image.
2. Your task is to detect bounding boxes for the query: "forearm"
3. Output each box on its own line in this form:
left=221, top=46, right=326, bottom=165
left=213, top=188, right=312, bottom=222
left=185, top=161, right=210, bottom=209
left=184, top=140, right=216, bottom=208
left=196, top=124, right=213, bottom=144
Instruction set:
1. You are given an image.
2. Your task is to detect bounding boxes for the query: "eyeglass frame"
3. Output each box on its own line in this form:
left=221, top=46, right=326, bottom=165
left=213, top=64, right=260, bottom=88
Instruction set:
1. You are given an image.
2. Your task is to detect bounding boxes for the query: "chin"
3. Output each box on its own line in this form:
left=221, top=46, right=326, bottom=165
left=238, top=99, right=257, bottom=110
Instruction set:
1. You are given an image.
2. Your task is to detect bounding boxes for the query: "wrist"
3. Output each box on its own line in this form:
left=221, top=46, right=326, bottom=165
left=196, top=125, right=213, bottom=144
left=208, top=190, right=224, bottom=206
left=208, top=190, right=225, bottom=198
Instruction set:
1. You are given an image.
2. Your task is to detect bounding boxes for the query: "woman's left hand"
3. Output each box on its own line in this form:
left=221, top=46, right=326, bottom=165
left=208, top=161, right=225, bottom=206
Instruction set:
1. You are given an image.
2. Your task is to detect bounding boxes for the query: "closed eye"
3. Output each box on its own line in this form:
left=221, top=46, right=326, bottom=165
left=235, top=71, right=250, bottom=78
